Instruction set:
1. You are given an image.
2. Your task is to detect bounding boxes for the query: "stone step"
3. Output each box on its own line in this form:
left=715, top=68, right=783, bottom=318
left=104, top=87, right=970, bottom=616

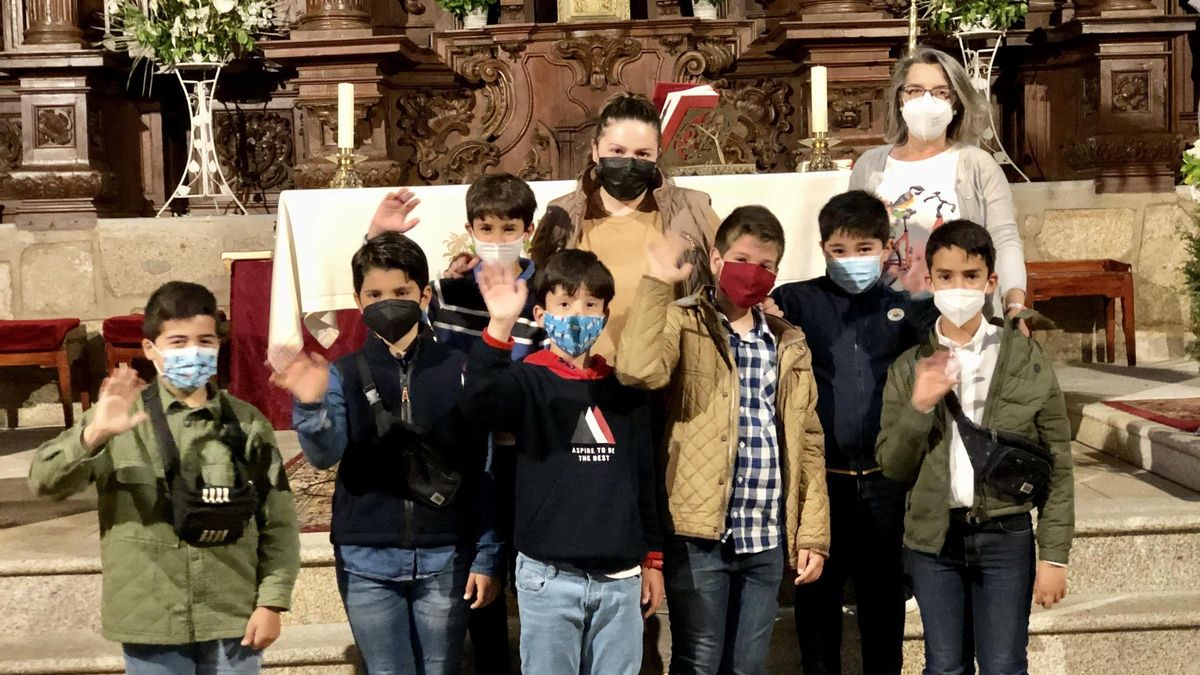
left=1, top=592, right=1196, bottom=675
left=0, top=623, right=359, bottom=674
left=1076, top=397, right=1200, bottom=493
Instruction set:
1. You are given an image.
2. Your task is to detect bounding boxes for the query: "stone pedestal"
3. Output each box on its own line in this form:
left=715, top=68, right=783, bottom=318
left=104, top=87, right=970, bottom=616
left=299, top=0, right=371, bottom=31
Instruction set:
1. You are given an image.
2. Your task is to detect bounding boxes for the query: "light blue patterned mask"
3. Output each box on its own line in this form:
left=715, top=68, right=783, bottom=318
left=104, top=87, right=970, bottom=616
left=542, top=313, right=606, bottom=357
left=827, top=255, right=882, bottom=294
left=154, top=345, right=219, bottom=391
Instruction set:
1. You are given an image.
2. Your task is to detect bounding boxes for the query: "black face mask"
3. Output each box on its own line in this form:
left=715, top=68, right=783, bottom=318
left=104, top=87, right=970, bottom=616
left=362, top=299, right=423, bottom=345
left=595, top=156, right=658, bottom=201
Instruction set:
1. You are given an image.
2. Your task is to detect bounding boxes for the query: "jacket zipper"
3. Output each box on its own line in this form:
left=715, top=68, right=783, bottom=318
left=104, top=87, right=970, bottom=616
left=399, top=358, right=414, bottom=545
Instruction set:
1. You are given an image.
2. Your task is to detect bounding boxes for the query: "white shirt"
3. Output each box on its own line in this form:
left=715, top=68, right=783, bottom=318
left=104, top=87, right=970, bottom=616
left=936, top=318, right=1001, bottom=509
left=875, top=150, right=961, bottom=283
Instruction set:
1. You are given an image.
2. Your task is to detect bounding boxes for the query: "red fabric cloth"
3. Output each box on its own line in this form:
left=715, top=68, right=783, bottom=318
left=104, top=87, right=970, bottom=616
left=0, top=318, right=80, bottom=353
left=102, top=314, right=145, bottom=346
left=227, top=259, right=366, bottom=430
left=1103, top=399, right=1200, bottom=433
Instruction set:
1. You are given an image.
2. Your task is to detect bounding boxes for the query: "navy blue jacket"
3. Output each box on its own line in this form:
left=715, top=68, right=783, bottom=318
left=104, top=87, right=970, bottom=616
left=772, top=277, right=938, bottom=473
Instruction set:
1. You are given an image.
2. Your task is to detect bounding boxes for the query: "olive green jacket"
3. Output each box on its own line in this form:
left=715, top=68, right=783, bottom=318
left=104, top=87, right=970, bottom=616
left=875, top=319, right=1074, bottom=565
left=28, top=382, right=300, bottom=645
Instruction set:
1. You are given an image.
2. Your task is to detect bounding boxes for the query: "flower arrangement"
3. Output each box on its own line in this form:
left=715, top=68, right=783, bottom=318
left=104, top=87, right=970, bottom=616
left=435, top=0, right=495, bottom=18
left=104, top=0, right=284, bottom=69
left=1183, top=139, right=1200, bottom=196
left=921, top=0, right=1029, bottom=34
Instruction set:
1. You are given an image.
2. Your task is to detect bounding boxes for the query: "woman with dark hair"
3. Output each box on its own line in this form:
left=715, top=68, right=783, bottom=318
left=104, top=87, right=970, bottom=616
left=530, top=93, right=721, bottom=357
left=850, top=46, right=1027, bottom=324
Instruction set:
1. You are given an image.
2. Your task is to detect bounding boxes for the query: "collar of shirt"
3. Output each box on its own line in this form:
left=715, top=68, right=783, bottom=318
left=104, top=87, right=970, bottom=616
left=935, top=317, right=998, bottom=354
left=712, top=292, right=772, bottom=344
left=524, top=349, right=612, bottom=380
left=161, top=378, right=222, bottom=417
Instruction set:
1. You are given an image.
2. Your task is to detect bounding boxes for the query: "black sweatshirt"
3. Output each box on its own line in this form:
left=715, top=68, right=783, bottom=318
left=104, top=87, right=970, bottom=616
left=465, top=336, right=663, bottom=572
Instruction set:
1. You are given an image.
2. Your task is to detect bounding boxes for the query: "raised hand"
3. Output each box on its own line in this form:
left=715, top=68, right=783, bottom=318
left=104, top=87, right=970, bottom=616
left=760, top=296, right=784, bottom=319
left=899, top=253, right=931, bottom=296
left=443, top=252, right=481, bottom=280
left=269, top=352, right=330, bottom=405
left=478, top=262, right=528, bottom=325
left=366, top=189, right=421, bottom=240
left=82, top=366, right=148, bottom=452
left=645, top=234, right=695, bottom=285
left=911, top=350, right=959, bottom=413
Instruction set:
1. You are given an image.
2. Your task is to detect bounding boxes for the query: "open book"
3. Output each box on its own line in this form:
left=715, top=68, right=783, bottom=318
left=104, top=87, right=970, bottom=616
left=653, top=82, right=720, bottom=151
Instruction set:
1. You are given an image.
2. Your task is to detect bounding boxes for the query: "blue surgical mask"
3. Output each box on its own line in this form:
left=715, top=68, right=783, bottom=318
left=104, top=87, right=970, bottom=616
left=153, top=345, right=219, bottom=391
left=827, top=255, right=882, bottom=294
left=542, top=313, right=606, bottom=357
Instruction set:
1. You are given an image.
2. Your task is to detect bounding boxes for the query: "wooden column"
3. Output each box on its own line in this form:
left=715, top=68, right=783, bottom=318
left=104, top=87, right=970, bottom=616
left=299, top=0, right=370, bottom=31
left=23, top=0, right=83, bottom=46
left=1073, top=0, right=1157, bottom=18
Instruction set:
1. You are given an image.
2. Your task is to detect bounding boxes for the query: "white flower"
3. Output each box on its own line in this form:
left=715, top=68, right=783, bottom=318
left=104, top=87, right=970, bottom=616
left=213, top=0, right=236, bottom=13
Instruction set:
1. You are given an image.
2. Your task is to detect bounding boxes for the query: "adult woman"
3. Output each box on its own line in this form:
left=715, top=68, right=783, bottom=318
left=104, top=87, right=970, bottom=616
left=530, top=93, right=721, bottom=357
left=850, top=47, right=1027, bottom=321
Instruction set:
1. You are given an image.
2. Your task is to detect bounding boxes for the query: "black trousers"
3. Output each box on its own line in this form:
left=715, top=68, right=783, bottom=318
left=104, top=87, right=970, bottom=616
left=795, top=472, right=907, bottom=675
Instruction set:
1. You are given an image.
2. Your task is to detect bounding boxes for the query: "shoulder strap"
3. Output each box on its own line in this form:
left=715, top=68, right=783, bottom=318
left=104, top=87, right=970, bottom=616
left=942, top=391, right=977, bottom=431
left=141, top=385, right=181, bottom=485
left=355, top=352, right=393, bottom=439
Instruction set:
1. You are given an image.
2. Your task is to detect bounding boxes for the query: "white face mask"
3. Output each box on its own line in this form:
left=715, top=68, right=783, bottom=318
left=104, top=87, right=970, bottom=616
left=902, top=94, right=955, bottom=142
left=934, top=288, right=986, bottom=328
left=473, top=237, right=525, bottom=265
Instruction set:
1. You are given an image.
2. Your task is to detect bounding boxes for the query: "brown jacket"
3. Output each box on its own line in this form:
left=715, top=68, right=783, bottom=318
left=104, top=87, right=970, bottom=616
left=614, top=276, right=831, bottom=563
left=529, top=166, right=721, bottom=295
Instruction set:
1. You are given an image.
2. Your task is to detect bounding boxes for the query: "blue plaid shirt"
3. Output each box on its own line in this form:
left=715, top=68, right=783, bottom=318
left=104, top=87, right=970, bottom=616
left=720, top=307, right=782, bottom=554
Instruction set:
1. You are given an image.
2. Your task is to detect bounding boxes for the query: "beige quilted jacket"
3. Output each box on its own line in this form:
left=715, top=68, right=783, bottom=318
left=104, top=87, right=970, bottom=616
left=615, top=276, right=831, bottom=564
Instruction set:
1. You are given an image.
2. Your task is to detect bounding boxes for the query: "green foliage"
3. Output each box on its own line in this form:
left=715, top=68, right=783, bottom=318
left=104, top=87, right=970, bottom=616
left=1180, top=210, right=1200, bottom=362
left=1184, top=142, right=1200, bottom=187
left=922, top=0, right=1029, bottom=34
left=104, top=0, right=283, bottom=69
left=436, top=0, right=496, bottom=17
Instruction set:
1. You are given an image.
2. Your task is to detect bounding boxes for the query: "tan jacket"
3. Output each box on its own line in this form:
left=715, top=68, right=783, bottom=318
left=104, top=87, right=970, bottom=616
left=615, top=277, right=831, bottom=563
left=529, top=166, right=721, bottom=295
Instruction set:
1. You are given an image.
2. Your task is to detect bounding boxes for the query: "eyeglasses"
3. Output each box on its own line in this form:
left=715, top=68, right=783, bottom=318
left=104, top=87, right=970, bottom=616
left=900, top=85, right=955, bottom=102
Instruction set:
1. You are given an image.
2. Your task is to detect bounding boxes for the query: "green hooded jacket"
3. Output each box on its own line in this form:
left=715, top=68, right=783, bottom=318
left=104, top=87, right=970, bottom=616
left=875, top=319, right=1075, bottom=565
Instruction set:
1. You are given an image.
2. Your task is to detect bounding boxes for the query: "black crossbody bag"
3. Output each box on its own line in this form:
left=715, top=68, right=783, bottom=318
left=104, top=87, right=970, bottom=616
left=142, top=386, right=259, bottom=547
left=354, top=352, right=461, bottom=509
left=944, top=392, right=1054, bottom=505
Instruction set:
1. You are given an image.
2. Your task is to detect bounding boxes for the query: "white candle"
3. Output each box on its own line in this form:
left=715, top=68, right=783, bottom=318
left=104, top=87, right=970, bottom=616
left=337, top=82, right=354, bottom=149
left=811, top=66, right=828, bottom=135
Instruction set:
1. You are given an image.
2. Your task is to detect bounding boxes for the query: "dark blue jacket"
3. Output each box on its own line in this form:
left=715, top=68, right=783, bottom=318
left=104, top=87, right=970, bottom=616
left=771, top=276, right=938, bottom=473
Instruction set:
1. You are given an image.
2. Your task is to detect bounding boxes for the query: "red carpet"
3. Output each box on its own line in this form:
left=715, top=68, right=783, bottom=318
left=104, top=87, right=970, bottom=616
left=286, top=455, right=335, bottom=533
left=1103, top=398, right=1200, bottom=433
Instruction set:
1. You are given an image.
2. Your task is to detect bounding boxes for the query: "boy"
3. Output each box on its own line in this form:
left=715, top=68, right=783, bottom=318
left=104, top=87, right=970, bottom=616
left=616, top=205, right=830, bottom=675
left=876, top=220, right=1074, bottom=674
left=272, top=232, right=501, bottom=675
left=771, top=190, right=938, bottom=675
left=465, top=249, right=666, bottom=675
left=29, top=281, right=300, bottom=674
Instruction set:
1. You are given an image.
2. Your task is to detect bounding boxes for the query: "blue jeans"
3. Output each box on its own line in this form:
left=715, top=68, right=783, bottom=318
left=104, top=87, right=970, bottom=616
left=514, top=552, right=644, bottom=675
left=664, top=537, right=785, bottom=675
left=336, top=553, right=471, bottom=675
left=908, top=512, right=1036, bottom=675
left=123, top=640, right=261, bottom=674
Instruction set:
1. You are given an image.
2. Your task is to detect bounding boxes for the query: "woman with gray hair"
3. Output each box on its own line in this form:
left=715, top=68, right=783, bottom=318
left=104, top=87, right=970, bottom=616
left=849, top=46, right=1027, bottom=322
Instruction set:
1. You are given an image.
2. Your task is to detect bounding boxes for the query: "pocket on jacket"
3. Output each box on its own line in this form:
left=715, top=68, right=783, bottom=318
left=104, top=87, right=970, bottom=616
left=100, top=532, right=182, bottom=635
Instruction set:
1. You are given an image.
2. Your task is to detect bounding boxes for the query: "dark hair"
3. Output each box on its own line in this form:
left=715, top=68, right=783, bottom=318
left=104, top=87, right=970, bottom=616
left=466, top=173, right=537, bottom=227
left=595, top=93, right=661, bottom=142
left=925, top=220, right=995, bottom=274
left=819, top=190, right=890, bottom=243
left=142, top=281, right=219, bottom=340
left=714, top=205, right=786, bottom=261
left=352, top=232, right=430, bottom=294
left=531, top=249, right=616, bottom=308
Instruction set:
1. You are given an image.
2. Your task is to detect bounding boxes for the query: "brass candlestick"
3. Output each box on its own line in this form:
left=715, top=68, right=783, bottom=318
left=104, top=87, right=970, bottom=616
left=802, top=131, right=839, bottom=172
left=327, top=148, right=364, bottom=189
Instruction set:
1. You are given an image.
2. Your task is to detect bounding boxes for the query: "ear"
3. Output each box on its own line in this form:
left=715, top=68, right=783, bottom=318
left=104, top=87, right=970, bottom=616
left=986, top=273, right=999, bottom=296
left=708, top=247, right=724, bottom=278
left=590, top=140, right=599, bottom=165
left=142, top=338, right=158, bottom=364
left=533, top=305, right=545, bottom=328
left=419, top=285, right=433, bottom=311
left=463, top=221, right=473, bottom=234
left=353, top=294, right=364, bottom=311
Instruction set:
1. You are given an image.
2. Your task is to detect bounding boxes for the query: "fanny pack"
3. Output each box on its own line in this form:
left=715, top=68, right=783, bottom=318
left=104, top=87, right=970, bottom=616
left=944, top=392, right=1054, bottom=505
left=142, top=386, right=259, bottom=547
left=355, top=352, right=461, bottom=509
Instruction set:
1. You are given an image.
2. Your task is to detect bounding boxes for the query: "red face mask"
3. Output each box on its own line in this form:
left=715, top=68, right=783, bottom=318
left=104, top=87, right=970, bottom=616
left=718, top=261, right=777, bottom=309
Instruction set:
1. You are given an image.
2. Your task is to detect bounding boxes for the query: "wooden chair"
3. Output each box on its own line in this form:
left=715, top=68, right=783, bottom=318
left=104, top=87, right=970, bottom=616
left=1025, top=259, right=1136, bottom=366
left=103, top=312, right=232, bottom=387
left=0, top=319, right=92, bottom=427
